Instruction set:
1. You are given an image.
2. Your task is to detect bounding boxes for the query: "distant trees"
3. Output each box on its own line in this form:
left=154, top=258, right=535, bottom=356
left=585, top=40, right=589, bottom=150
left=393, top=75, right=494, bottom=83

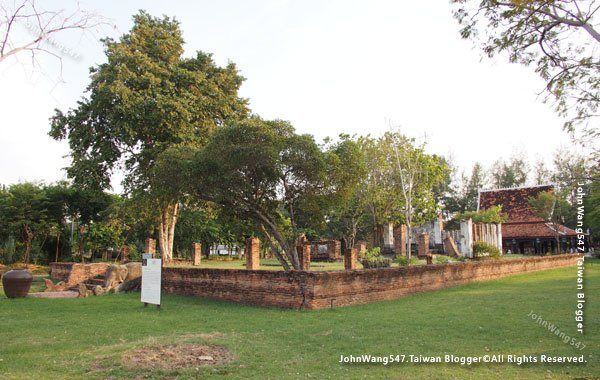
left=0, top=182, right=115, bottom=264
left=489, top=155, right=529, bottom=189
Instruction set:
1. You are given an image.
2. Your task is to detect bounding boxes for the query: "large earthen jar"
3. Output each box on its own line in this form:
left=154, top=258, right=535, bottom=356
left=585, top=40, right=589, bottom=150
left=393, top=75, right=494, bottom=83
left=2, top=269, right=33, bottom=298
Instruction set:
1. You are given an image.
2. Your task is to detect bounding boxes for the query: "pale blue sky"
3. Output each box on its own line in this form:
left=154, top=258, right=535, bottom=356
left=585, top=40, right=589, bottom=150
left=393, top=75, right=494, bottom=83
left=0, top=1, right=580, bottom=190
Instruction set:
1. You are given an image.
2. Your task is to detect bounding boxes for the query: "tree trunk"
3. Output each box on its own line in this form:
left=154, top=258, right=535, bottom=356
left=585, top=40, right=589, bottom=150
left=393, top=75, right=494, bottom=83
left=55, top=231, right=61, bottom=262
left=158, top=202, right=179, bottom=262
left=22, top=224, right=34, bottom=264
left=260, top=224, right=291, bottom=271
left=254, top=210, right=299, bottom=270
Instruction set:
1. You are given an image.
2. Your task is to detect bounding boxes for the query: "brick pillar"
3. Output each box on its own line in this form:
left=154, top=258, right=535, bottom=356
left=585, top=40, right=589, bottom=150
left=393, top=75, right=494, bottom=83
left=356, top=241, right=367, bottom=257
left=345, top=248, right=357, bottom=270
left=246, top=237, right=260, bottom=270
left=333, top=240, right=342, bottom=261
left=298, top=243, right=311, bottom=271
left=417, top=233, right=429, bottom=258
left=120, top=245, right=130, bottom=263
left=394, top=224, right=407, bottom=256
left=192, top=243, right=202, bottom=266
left=145, top=238, right=156, bottom=258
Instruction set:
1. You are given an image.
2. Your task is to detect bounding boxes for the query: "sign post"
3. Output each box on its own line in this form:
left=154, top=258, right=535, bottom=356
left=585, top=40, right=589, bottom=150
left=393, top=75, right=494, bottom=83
left=141, top=253, right=161, bottom=309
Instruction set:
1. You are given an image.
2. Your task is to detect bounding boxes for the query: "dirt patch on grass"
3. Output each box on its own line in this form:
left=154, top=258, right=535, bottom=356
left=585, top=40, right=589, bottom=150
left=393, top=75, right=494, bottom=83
left=121, top=344, right=233, bottom=369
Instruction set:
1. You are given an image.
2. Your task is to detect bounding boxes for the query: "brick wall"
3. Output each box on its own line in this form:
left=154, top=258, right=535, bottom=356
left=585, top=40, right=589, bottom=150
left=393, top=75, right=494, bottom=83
left=161, top=254, right=580, bottom=310
left=50, top=262, right=110, bottom=286
left=162, top=268, right=312, bottom=309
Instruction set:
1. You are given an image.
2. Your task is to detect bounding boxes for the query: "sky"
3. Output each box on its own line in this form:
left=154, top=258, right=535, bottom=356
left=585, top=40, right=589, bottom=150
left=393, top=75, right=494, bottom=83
left=0, top=0, right=584, bottom=191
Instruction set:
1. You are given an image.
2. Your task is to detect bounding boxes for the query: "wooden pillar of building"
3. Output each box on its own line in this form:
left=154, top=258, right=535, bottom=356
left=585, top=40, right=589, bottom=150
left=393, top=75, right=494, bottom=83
left=246, top=237, right=260, bottom=270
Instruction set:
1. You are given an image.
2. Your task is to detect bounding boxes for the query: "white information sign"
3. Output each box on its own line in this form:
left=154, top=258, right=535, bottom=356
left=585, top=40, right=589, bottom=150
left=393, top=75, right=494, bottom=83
left=141, top=258, right=162, bottom=307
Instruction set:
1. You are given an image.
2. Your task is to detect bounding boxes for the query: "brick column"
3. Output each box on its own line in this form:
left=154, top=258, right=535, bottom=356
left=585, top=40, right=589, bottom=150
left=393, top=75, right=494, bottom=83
left=333, top=240, right=342, bottom=261
left=120, top=245, right=130, bottom=263
left=344, top=248, right=357, bottom=270
left=417, top=233, right=429, bottom=258
left=356, top=241, right=367, bottom=257
left=192, top=243, right=202, bottom=266
left=394, top=224, right=407, bottom=256
left=145, top=238, right=156, bottom=258
left=298, top=243, right=311, bottom=271
left=246, top=237, right=260, bottom=270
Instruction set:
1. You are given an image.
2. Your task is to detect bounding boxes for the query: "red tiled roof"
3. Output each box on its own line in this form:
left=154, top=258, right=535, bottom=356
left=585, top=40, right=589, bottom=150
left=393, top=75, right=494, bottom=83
left=502, top=222, right=578, bottom=239
left=479, top=185, right=554, bottom=223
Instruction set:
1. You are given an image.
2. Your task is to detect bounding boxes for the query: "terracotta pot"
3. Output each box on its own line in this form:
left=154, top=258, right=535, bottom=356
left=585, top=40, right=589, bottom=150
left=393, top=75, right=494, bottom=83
left=2, top=269, right=33, bottom=298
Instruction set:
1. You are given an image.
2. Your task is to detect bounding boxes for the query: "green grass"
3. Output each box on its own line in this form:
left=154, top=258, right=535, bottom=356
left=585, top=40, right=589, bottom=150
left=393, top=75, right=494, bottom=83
left=0, top=259, right=598, bottom=379
left=176, top=257, right=433, bottom=270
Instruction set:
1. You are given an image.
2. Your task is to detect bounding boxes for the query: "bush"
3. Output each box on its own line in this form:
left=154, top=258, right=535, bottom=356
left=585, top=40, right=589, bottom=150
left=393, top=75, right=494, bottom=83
left=473, top=241, right=501, bottom=259
left=395, top=256, right=420, bottom=266
left=364, top=247, right=381, bottom=261
left=360, top=247, right=392, bottom=269
left=435, top=255, right=451, bottom=264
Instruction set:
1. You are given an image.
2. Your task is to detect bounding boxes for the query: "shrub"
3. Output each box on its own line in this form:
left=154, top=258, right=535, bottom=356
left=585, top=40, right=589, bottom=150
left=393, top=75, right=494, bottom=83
left=473, top=241, right=501, bottom=259
left=364, top=247, right=381, bottom=261
left=395, top=256, right=420, bottom=266
left=360, top=247, right=391, bottom=269
left=435, top=255, right=451, bottom=264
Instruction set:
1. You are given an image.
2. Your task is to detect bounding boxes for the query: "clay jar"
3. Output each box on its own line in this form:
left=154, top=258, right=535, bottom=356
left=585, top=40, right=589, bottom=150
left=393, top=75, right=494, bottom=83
left=2, top=269, right=33, bottom=298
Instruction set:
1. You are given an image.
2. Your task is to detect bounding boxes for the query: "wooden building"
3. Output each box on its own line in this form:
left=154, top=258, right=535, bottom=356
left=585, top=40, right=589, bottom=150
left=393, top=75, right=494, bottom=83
left=478, top=185, right=578, bottom=254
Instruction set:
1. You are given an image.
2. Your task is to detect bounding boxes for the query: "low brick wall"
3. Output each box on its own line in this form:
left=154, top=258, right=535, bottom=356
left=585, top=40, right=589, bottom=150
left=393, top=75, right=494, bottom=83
left=162, top=268, right=312, bottom=309
left=50, top=262, right=110, bottom=286
left=162, top=254, right=581, bottom=310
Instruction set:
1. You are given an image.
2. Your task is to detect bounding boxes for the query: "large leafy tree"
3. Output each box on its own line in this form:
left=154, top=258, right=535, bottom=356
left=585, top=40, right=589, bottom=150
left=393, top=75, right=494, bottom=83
left=452, top=0, right=600, bottom=151
left=191, top=117, right=330, bottom=271
left=49, top=11, right=248, bottom=260
left=321, top=135, right=369, bottom=251
left=385, top=132, right=449, bottom=260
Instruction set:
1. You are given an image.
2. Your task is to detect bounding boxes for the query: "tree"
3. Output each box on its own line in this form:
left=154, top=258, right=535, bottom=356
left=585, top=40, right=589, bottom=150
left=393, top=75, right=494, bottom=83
left=445, top=162, right=486, bottom=214
left=533, top=159, right=552, bottom=185
left=0, top=183, right=49, bottom=263
left=360, top=135, right=404, bottom=248
left=322, top=135, right=369, bottom=251
left=490, top=156, right=528, bottom=188
left=192, top=117, right=330, bottom=271
left=528, top=189, right=567, bottom=250
left=386, top=132, right=449, bottom=260
left=452, top=0, right=600, bottom=151
left=0, top=0, right=107, bottom=74
left=584, top=175, right=600, bottom=246
left=49, top=11, right=248, bottom=261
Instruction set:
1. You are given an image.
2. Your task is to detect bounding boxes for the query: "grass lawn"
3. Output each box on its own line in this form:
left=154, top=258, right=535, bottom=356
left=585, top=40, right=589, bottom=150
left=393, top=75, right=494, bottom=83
left=175, top=257, right=435, bottom=271
left=0, top=258, right=598, bottom=379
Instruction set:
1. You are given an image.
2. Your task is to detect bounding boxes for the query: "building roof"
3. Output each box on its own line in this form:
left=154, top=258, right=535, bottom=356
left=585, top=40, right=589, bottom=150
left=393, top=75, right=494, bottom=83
left=479, top=184, right=579, bottom=240
left=478, top=184, right=554, bottom=223
left=502, top=222, right=578, bottom=239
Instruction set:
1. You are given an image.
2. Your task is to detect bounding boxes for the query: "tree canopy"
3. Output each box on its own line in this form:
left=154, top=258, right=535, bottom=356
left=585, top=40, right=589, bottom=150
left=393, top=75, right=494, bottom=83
left=190, top=116, right=331, bottom=270
left=49, top=11, right=248, bottom=260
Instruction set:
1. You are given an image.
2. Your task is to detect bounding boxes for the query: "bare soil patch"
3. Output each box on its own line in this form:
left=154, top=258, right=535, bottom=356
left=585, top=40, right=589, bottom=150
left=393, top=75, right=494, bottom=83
left=121, top=344, right=233, bottom=369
